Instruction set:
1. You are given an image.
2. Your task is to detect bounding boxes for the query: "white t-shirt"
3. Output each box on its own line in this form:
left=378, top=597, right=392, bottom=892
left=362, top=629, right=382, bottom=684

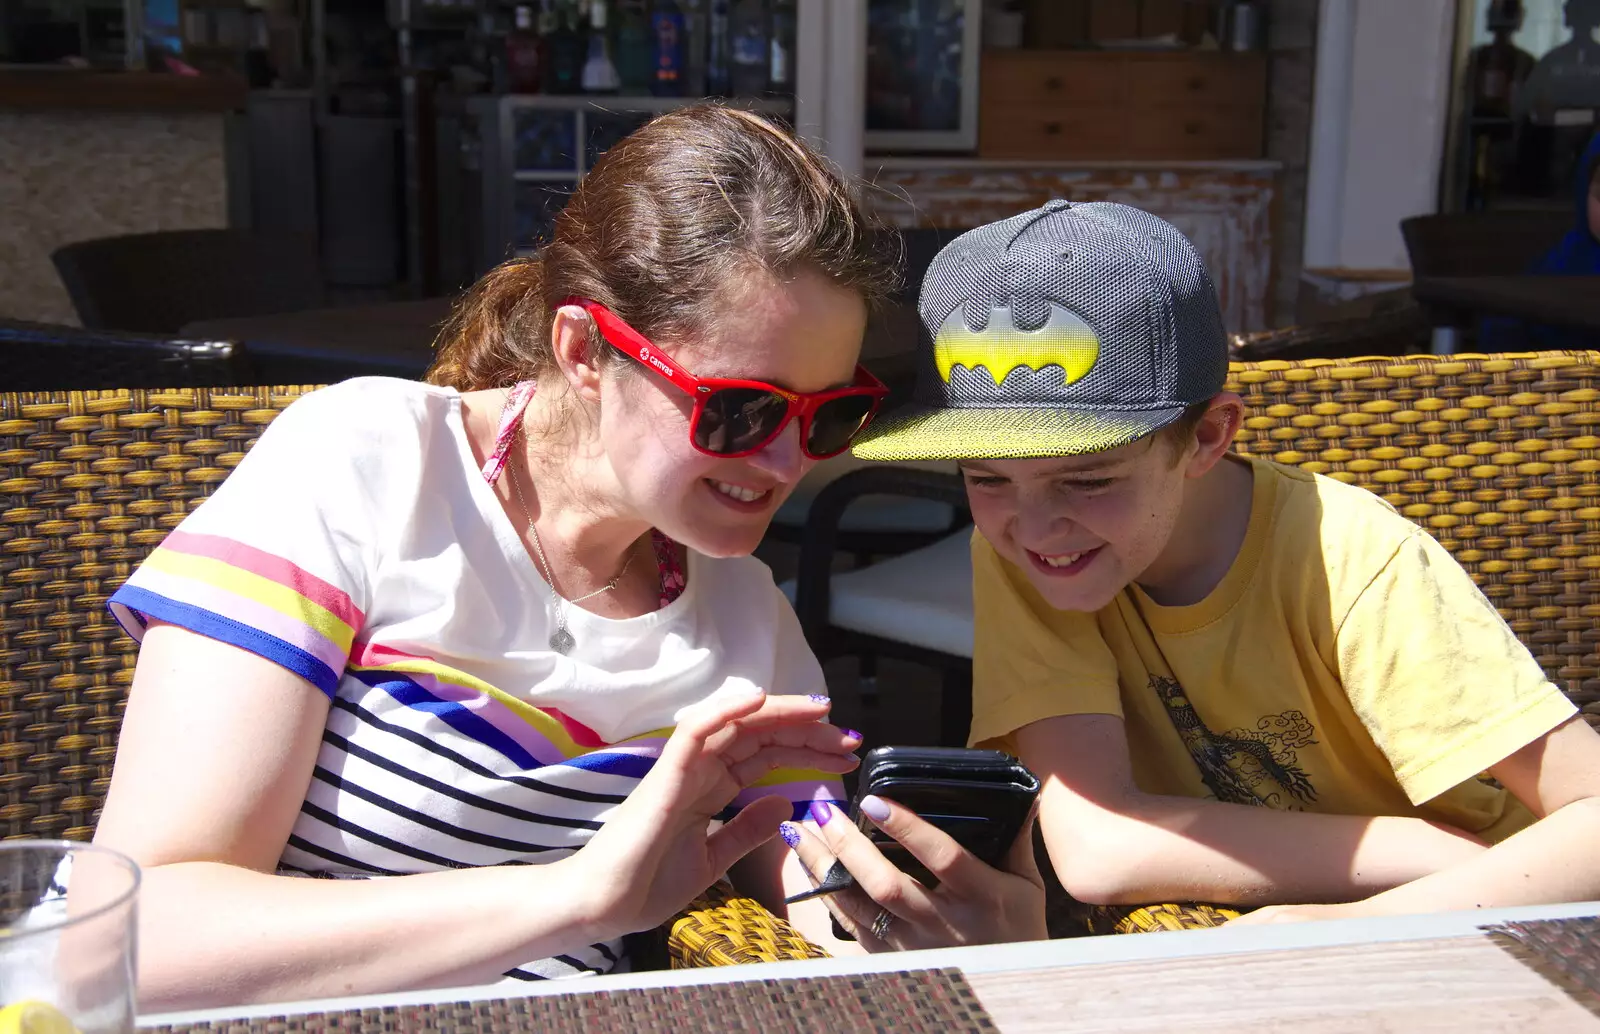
left=110, top=377, right=842, bottom=981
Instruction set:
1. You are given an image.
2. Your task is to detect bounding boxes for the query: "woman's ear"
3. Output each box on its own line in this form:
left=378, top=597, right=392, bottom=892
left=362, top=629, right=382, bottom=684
left=1185, top=393, right=1244, bottom=479
left=549, top=305, right=605, bottom=402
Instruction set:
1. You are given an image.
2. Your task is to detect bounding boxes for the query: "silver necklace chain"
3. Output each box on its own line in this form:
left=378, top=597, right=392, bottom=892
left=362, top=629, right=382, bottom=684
left=507, top=433, right=634, bottom=655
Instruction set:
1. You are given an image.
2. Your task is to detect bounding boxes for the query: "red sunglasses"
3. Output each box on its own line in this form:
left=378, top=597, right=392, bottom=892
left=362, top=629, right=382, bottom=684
left=567, top=298, right=889, bottom=460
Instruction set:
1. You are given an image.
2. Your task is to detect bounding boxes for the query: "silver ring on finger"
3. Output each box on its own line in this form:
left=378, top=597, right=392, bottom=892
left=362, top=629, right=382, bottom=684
left=871, top=908, right=894, bottom=941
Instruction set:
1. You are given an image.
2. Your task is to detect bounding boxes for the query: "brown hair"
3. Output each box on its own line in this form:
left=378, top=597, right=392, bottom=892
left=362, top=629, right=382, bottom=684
left=427, top=105, right=899, bottom=392
left=1154, top=400, right=1213, bottom=461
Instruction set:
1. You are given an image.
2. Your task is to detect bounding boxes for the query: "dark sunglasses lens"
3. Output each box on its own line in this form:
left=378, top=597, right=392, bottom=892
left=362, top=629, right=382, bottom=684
left=807, top=395, right=877, bottom=456
left=696, top=388, right=792, bottom=454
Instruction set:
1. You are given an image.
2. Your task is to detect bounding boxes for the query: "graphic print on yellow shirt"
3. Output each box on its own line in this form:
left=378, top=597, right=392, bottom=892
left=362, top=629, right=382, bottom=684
left=971, top=456, right=1578, bottom=843
left=1148, top=675, right=1319, bottom=809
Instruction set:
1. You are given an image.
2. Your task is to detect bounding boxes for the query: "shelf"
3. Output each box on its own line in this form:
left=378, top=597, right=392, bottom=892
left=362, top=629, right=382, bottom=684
left=491, top=94, right=794, bottom=114
left=0, top=68, right=246, bottom=112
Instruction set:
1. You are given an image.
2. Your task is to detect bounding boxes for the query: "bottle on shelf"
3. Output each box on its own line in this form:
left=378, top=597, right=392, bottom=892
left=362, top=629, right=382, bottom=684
left=651, top=0, right=687, bottom=96
left=681, top=0, right=708, bottom=97
left=728, top=0, right=769, bottom=97
left=614, top=0, right=652, bottom=93
left=768, top=0, right=794, bottom=98
left=543, top=0, right=585, bottom=94
left=505, top=4, right=544, bottom=94
left=1469, top=0, right=1534, bottom=119
left=706, top=0, right=732, bottom=96
left=582, top=0, right=622, bottom=93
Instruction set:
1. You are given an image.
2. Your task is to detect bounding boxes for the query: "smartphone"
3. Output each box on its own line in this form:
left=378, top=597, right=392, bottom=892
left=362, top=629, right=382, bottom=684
left=851, top=745, right=1040, bottom=890
left=786, top=745, right=1040, bottom=939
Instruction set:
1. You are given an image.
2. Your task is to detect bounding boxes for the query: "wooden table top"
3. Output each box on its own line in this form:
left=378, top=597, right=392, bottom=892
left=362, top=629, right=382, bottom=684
left=1411, top=276, right=1600, bottom=333
left=141, top=901, right=1600, bottom=1033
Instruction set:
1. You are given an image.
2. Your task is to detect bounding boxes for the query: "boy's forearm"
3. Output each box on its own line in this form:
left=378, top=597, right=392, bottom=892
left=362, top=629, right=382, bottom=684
left=1345, top=796, right=1600, bottom=917
left=1046, top=792, right=1488, bottom=907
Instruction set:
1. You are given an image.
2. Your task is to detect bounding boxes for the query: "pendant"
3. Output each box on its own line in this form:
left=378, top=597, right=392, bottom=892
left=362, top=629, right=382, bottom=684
left=549, top=627, right=576, bottom=655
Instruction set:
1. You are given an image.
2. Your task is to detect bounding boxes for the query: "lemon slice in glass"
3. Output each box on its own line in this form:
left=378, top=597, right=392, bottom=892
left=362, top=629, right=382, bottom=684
left=0, top=1001, right=80, bottom=1034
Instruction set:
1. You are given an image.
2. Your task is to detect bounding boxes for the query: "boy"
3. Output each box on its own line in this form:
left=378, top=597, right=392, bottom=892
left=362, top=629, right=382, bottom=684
left=852, top=200, right=1600, bottom=922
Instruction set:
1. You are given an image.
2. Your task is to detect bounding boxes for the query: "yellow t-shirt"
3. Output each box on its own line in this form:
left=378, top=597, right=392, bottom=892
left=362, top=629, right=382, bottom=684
left=971, top=456, right=1577, bottom=843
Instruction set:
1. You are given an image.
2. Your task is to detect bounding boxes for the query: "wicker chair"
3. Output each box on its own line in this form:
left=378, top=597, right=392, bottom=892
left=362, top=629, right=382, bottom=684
left=52, top=230, right=325, bottom=335
left=2, top=355, right=1597, bottom=961
left=0, top=384, right=815, bottom=970
left=1399, top=211, right=1572, bottom=279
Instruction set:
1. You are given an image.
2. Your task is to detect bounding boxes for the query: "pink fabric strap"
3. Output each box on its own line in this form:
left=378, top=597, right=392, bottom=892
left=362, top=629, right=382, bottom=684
left=481, top=380, right=686, bottom=607
left=480, top=380, right=538, bottom=486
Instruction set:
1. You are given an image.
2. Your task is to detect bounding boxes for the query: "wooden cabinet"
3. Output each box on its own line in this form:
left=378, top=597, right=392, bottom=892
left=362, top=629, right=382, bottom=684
left=978, top=51, right=1266, bottom=161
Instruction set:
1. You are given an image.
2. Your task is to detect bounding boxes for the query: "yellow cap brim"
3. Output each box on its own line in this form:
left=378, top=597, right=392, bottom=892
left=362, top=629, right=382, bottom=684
left=851, top=403, right=1184, bottom=462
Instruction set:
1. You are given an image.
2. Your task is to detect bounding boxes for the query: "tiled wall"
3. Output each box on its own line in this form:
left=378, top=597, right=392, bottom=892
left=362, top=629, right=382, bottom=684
left=867, top=162, right=1278, bottom=333
left=0, top=112, right=228, bottom=325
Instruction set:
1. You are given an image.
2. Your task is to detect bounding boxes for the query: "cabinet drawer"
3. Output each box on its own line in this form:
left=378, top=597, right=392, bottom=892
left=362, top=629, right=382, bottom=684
left=1126, top=107, right=1264, bottom=159
left=978, top=104, right=1128, bottom=160
left=980, top=52, right=1122, bottom=106
left=1126, top=54, right=1266, bottom=109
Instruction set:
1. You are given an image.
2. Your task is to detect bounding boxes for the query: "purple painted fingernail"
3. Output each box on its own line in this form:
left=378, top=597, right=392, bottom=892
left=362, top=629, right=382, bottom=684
left=843, top=729, right=863, bottom=742
left=808, top=800, right=834, bottom=825
left=859, top=795, right=891, bottom=823
left=807, top=694, right=831, bottom=706
left=779, top=821, right=802, bottom=849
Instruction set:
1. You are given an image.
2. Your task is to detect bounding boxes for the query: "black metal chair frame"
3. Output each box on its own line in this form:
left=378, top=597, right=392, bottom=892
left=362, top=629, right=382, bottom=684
left=793, top=466, right=975, bottom=748
left=1228, top=304, right=1432, bottom=363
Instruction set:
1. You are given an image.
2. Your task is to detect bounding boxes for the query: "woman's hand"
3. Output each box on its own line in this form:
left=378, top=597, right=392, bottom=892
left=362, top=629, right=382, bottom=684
left=580, top=688, right=860, bottom=938
left=786, top=794, right=1048, bottom=951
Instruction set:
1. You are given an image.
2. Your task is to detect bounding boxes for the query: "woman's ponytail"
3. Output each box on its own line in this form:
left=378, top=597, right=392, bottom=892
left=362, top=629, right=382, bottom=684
left=425, top=258, right=551, bottom=391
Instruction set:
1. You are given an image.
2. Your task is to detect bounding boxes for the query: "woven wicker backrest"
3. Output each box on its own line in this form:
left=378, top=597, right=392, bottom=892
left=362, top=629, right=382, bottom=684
left=0, top=388, right=312, bottom=840
left=2, top=354, right=1598, bottom=841
left=1228, top=352, right=1600, bottom=729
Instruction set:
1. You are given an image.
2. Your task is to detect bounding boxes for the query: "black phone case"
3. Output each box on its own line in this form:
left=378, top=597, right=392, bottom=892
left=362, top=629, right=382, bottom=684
left=832, top=746, right=1039, bottom=942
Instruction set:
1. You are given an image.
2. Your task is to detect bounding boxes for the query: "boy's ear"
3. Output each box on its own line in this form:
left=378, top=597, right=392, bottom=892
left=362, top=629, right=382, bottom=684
left=1185, top=393, right=1244, bottom=479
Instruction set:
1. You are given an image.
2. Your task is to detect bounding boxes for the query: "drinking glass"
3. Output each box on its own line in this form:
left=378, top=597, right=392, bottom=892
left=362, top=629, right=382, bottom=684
left=0, top=842, right=139, bottom=1034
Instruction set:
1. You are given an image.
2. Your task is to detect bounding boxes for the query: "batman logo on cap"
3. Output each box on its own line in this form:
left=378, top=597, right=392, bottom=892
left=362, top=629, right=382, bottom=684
left=933, top=302, right=1100, bottom=388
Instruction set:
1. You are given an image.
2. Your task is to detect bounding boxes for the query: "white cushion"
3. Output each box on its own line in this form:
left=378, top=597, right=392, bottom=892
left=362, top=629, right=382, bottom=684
left=772, top=455, right=960, bottom=534
left=779, top=530, right=974, bottom=658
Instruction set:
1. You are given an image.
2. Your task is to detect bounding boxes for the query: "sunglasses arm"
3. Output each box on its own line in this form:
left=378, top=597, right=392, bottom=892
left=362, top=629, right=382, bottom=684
left=568, top=298, right=706, bottom=397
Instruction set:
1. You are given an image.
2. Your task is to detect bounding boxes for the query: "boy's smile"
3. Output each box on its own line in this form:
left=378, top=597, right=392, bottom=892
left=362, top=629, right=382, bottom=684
left=962, top=441, right=1190, bottom=613
left=961, top=396, right=1249, bottom=612
left=1028, top=546, right=1102, bottom=575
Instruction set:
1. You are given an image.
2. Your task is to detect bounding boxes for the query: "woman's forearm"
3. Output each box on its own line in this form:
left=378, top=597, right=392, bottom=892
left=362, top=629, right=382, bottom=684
left=136, top=858, right=607, bottom=1011
left=1348, top=796, right=1600, bottom=916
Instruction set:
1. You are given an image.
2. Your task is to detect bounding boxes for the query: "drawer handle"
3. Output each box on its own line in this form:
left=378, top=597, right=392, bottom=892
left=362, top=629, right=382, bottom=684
left=1044, top=76, right=1063, bottom=91
left=1044, top=121, right=1063, bottom=135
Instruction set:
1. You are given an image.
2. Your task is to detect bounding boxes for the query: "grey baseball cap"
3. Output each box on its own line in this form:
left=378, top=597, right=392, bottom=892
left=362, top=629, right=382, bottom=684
left=852, top=200, right=1228, bottom=461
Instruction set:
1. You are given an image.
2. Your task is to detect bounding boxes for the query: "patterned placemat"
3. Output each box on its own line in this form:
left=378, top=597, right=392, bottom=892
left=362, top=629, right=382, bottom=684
left=1483, top=915, right=1600, bottom=1017
left=147, top=968, right=997, bottom=1033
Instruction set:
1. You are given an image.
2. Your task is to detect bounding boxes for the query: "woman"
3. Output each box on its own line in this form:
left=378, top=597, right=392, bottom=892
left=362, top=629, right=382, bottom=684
left=94, top=106, right=903, bottom=1007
